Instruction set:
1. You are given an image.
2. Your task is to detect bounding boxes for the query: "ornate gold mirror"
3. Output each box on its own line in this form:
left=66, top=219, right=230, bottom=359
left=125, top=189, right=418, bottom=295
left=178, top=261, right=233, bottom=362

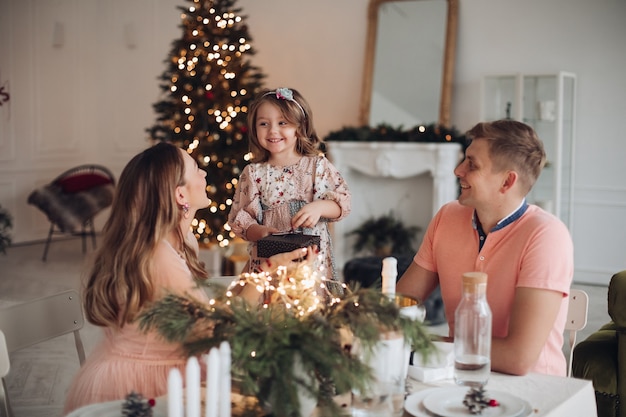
left=360, top=0, right=458, bottom=128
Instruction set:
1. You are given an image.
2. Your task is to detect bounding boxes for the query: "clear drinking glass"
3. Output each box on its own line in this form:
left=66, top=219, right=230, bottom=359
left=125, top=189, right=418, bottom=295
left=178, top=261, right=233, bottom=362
left=352, top=294, right=424, bottom=417
left=351, top=333, right=405, bottom=417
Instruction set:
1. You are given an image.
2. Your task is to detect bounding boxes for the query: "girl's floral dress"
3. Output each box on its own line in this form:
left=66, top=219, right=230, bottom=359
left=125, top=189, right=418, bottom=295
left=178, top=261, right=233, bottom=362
left=228, top=155, right=351, bottom=280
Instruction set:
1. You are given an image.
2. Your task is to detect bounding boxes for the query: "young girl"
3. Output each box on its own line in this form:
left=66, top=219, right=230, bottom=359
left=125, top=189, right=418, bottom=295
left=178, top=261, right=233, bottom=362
left=228, top=87, right=351, bottom=281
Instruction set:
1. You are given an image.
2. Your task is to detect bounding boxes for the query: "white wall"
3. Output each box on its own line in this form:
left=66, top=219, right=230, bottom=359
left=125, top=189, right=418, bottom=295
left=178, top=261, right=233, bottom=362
left=236, top=0, right=368, bottom=138
left=239, top=0, right=626, bottom=285
left=1, top=0, right=624, bottom=284
left=451, top=0, right=626, bottom=284
left=0, top=0, right=185, bottom=242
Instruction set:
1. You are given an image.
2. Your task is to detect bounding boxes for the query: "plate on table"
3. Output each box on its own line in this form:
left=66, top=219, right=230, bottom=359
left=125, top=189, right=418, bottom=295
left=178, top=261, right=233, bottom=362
left=65, top=399, right=168, bottom=417
left=404, top=388, right=443, bottom=417
left=421, top=387, right=531, bottom=417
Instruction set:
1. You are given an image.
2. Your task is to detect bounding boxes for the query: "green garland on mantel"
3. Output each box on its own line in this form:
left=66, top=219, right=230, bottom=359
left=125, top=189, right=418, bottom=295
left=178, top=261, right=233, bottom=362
left=323, top=123, right=467, bottom=150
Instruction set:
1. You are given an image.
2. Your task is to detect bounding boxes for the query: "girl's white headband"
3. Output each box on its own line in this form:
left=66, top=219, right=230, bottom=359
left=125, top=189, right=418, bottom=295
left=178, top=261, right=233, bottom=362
left=262, top=88, right=306, bottom=118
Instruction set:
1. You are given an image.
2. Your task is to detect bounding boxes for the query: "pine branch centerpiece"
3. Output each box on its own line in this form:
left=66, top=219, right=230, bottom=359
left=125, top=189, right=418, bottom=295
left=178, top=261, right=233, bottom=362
left=140, top=257, right=434, bottom=417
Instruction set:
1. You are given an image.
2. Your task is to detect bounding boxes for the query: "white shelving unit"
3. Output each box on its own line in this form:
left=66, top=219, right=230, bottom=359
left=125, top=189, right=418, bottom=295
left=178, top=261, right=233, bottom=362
left=481, top=72, right=576, bottom=230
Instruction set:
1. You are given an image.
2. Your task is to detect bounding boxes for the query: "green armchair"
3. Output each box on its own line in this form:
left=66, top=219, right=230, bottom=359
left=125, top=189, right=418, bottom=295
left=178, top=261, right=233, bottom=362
left=572, top=270, right=626, bottom=417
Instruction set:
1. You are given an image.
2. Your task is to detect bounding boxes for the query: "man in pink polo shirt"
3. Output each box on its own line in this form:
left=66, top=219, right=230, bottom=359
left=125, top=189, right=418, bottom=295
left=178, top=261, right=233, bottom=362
left=397, top=120, right=573, bottom=376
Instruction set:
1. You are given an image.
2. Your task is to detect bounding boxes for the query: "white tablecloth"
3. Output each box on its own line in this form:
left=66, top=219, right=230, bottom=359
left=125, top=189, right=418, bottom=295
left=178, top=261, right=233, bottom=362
left=67, top=277, right=598, bottom=417
left=67, top=371, right=597, bottom=417
left=405, top=371, right=597, bottom=417
left=489, top=372, right=596, bottom=417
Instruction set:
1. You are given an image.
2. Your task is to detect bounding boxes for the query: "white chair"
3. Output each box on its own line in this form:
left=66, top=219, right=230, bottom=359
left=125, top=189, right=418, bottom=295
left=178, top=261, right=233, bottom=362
left=564, top=288, right=589, bottom=377
left=0, top=289, right=86, bottom=417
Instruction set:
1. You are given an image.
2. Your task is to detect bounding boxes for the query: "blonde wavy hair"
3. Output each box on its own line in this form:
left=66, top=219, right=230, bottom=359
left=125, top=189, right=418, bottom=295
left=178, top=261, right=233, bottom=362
left=84, top=142, right=207, bottom=328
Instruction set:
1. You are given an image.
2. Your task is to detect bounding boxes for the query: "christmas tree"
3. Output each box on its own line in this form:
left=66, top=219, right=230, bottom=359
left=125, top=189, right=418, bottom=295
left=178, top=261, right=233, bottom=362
left=147, top=0, right=265, bottom=247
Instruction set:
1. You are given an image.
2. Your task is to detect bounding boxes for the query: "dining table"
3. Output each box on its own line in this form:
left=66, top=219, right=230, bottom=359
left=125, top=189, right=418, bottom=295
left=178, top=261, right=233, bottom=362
left=402, top=370, right=597, bottom=417
left=65, top=276, right=599, bottom=417
left=65, top=369, right=597, bottom=417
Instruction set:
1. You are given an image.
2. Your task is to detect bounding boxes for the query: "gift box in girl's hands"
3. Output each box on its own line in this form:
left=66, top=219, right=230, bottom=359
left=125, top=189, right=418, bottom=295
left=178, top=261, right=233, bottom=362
left=257, top=232, right=321, bottom=258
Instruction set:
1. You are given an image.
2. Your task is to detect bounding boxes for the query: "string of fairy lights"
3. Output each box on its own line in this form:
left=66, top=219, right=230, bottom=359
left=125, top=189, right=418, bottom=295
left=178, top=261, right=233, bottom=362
left=176, top=3, right=251, bottom=133
left=221, top=257, right=346, bottom=317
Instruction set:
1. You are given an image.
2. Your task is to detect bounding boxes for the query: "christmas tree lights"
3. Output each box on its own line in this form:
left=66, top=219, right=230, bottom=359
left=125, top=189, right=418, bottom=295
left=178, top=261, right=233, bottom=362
left=147, top=0, right=265, bottom=247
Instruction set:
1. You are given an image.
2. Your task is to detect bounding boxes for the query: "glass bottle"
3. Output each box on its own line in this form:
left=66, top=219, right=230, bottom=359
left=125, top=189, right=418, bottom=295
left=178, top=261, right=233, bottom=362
left=454, top=271, right=492, bottom=388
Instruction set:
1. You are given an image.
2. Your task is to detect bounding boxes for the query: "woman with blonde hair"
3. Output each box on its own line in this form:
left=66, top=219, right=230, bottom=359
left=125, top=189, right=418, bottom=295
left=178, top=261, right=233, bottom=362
left=63, top=142, right=308, bottom=413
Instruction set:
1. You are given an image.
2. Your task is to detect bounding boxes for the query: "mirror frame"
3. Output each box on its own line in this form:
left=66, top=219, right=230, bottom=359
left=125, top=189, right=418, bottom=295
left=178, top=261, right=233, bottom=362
left=359, top=0, right=459, bottom=128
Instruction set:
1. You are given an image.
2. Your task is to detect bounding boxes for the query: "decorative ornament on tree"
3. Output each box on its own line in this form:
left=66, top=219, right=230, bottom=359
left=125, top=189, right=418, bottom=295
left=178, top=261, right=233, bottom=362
left=147, top=0, right=266, bottom=247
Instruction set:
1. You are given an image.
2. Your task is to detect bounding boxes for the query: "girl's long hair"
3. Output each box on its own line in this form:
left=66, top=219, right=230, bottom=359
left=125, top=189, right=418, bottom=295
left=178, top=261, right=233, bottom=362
left=84, top=142, right=207, bottom=328
left=247, top=87, right=323, bottom=162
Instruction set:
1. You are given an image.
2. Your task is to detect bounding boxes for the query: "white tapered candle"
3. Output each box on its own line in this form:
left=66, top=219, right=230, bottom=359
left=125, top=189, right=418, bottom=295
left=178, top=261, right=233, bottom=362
left=168, top=368, right=183, bottom=417
left=382, top=256, right=397, bottom=295
left=186, top=356, right=201, bottom=417
left=205, top=349, right=220, bottom=417
left=218, top=342, right=231, bottom=417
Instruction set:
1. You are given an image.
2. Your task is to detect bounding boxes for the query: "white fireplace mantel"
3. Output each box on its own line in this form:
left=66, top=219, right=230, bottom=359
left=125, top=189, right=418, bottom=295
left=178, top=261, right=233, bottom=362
left=327, top=141, right=462, bottom=274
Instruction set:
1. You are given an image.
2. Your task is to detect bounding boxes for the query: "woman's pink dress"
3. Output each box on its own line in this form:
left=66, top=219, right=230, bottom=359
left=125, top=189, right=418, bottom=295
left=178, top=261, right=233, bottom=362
left=63, top=239, right=210, bottom=415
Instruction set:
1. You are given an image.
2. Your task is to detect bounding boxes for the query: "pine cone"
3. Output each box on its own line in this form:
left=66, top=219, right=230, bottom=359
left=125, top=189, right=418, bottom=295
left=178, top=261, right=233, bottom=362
left=462, top=387, right=490, bottom=415
left=122, top=391, right=154, bottom=417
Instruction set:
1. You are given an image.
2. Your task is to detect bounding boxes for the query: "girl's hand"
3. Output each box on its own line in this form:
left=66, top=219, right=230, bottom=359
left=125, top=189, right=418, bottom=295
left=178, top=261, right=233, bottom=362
left=246, top=224, right=280, bottom=242
left=291, top=201, right=325, bottom=229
